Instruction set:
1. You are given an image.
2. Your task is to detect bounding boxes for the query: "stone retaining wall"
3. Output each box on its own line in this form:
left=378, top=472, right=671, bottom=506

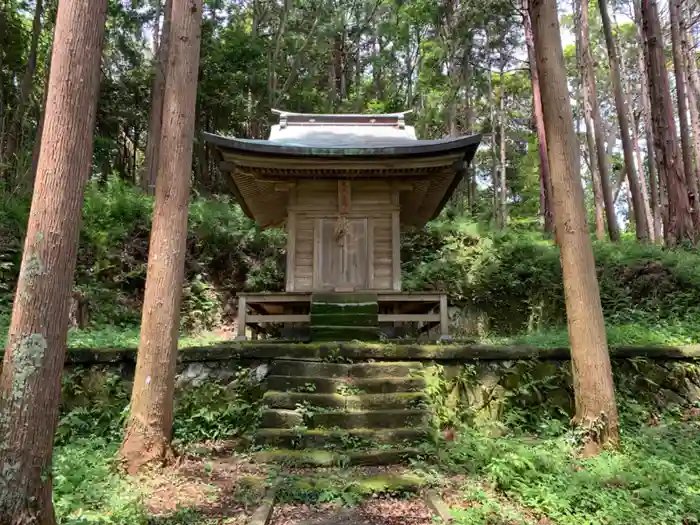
left=45, top=342, right=700, bottom=427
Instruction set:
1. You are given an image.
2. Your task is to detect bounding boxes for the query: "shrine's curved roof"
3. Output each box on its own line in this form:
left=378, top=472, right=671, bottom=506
left=203, top=110, right=482, bottom=228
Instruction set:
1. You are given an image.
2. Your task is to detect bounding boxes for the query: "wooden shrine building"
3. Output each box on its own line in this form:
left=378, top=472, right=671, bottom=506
left=204, top=110, right=481, bottom=341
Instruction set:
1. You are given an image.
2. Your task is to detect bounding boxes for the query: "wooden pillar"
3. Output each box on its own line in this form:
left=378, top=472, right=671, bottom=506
left=439, top=293, right=449, bottom=338
left=236, top=295, right=247, bottom=340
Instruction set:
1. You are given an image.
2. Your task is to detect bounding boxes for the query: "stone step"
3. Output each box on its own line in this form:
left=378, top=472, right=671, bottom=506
left=311, top=326, right=380, bottom=342
left=266, top=375, right=426, bottom=394
left=310, top=312, right=378, bottom=327
left=260, top=408, right=429, bottom=429
left=269, top=360, right=423, bottom=379
left=262, top=391, right=428, bottom=411
left=254, top=448, right=422, bottom=467
left=254, top=427, right=430, bottom=449
left=311, top=293, right=378, bottom=304
left=310, top=302, right=379, bottom=316
left=350, top=361, right=423, bottom=378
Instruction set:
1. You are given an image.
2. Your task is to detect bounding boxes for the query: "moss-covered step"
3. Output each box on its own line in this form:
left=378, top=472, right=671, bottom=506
left=311, top=293, right=378, bottom=304
left=268, top=360, right=423, bottom=379
left=265, top=375, right=426, bottom=394
left=274, top=472, right=425, bottom=503
left=269, top=360, right=350, bottom=378
left=310, top=326, right=380, bottom=342
left=309, top=313, right=378, bottom=327
left=262, top=391, right=428, bottom=411
left=253, top=427, right=430, bottom=449
left=260, top=408, right=429, bottom=429
left=349, top=361, right=423, bottom=378
left=254, top=448, right=422, bottom=467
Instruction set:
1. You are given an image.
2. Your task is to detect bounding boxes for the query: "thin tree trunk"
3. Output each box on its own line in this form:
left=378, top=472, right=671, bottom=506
left=598, top=0, right=649, bottom=240
left=120, top=0, right=203, bottom=474
left=142, top=0, right=173, bottom=195
left=529, top=0, right=619, bottom=456
left=486, top=38, right=498, bottom=224
left=29, top=60, right=52, bottom=191
left=0, top=0, right=107, bottom=522
left=615, top=24, right=655, bottom=241
left=574, top=0, right=607, bottom=240
left=2, top=0, right=44, bottom=181
left=634, top=0, right=663, bottom=240
left=642, top=0, right=694, bottom=245
left=670, top=0, right=700, bottom=228
left=524, top=3, right=555, bottom=236
left=498, top=67, right=507, bottom=229
left=682, top=12, right=700, bottom=196
left=575, top=0, right=620, bottom=241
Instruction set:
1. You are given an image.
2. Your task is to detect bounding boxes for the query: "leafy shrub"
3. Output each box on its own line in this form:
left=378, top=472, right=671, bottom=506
left=172, top=369, right=263, bottom=443
left=0, top=177, right=287, bottom=331
left=439, top=420, right=700, bottom=525
left=54, top=439, right=146, bottom=524
left=403, top=217, right=700, bottom=335
left=56, top=366, right=263, bottom=446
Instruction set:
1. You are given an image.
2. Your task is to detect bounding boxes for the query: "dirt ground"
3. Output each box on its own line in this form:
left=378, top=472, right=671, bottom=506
left=271, top=498, right=434, bottom=525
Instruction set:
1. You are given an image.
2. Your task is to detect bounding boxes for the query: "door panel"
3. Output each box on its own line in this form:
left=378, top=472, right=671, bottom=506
left=345, top=219, right=368, bottom=289
left=314, top=217, right=369, bottom=291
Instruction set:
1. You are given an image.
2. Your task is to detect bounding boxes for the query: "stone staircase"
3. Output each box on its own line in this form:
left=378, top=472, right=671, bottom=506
left=254, top=358, right=431, bottom=466
left=310, top=293, right=380, bottom=342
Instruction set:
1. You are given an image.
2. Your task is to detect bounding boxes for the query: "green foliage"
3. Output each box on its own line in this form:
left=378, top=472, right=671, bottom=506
left=56, top=366, right=263, bottom=446
left=403, top=219, right=700, bottom=337
left=0, top=178, right=286, bottom=333
left=56, top=369, right=131, bottom=444
left=53, top=439, right=145, bottom=525
left=172, top=370, right=263, bottom=443
left=436, top=419, right=700, bottom=525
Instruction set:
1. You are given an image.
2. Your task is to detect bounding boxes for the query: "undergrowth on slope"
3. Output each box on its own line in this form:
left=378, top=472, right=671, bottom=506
left=4, top=184, right=700, bottom=346
left=434, top=418, right=700, bottom=525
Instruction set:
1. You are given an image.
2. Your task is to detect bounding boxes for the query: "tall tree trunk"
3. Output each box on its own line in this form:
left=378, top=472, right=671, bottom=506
left=142, top=0, right=173, bottom=195
left=525, top=9, right=555, bottom=236
left=682, top=13, right=700, bottom=196
left=498, top=67, right=507, bottom=229
left=574, top=0, right=607, bottom=240
left=486, top=39, right=498, bottom=224
left=598, top=0, right=649, bottom=240
left=642, top=0, right=695, bottom=245
left=29, top=60, right=52, bottom=191
left=670, top=0, right=700, bottom=227
left=0, top=0, right=107, bottom=522
left=574, top=0, right=620, bottom=241
left=634, top=0, right=663, bottom=240
left=2, top=0, right=44, bottom=181
left=529, top=0, right=619, bottom=456
left=120, top=0, right=203, bottom=474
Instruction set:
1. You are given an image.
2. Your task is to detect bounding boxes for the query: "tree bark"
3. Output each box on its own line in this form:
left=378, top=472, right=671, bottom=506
left=633, top=0, right=663, bottom=240
left=1, top=0, right=44, bottom=182
left=524, top=3, right=555, bottom=235
left=142, top=0, right=173, bottom=195
left=498, top=67, right=507, bottom=229
left=642, top=0, right=695, bottom=245
left=0, top=0, right=107, bottom=522
left=574, top=0, right=620, bottom=241
left=670, top=0, right=700, bottom=228
left=598, top=0, right=649, bottom=241
left=120, top=0, right=203, bottom=474
left=529, top=0, right=619, bottom=455
left=682, top=12, right=700, bottom=198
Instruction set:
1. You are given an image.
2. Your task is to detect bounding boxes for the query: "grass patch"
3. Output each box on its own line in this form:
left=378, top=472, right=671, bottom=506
left=432, top=417, right=700, bottom=525
left=485, top=317, right=700, bottom=348
left=54, top=439, right=146, bottom=524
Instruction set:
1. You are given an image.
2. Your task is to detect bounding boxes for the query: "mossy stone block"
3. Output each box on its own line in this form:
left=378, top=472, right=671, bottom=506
left=311, top=326, right=380, bottom=342
left=310, top=313, right=379, bottom=327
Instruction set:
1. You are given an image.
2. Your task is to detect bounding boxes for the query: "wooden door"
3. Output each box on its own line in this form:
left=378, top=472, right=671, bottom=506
left=314, top=218, right=368, bottom=290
